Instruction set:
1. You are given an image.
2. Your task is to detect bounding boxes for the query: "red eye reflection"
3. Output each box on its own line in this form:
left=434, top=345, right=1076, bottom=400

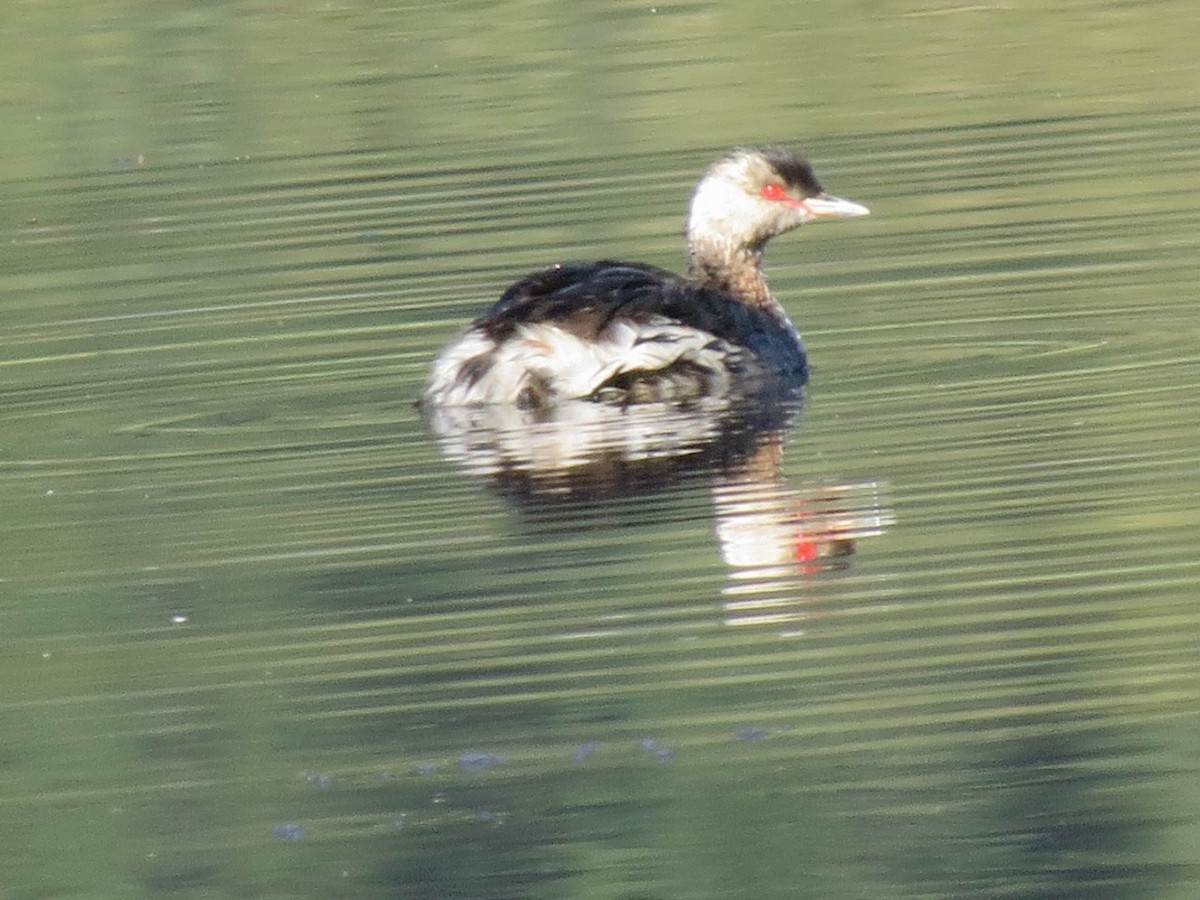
left=761, top=183, right=787, bottom=201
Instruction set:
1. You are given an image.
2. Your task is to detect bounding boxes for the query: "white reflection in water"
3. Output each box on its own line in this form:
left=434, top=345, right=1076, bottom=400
left=716, top=477, right=892, bottom=629
left=424, top=392, right=893, bottom=629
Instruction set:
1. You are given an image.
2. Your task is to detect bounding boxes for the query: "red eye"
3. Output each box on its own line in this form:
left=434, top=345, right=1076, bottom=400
left=761, top=183, right=787, bottom=201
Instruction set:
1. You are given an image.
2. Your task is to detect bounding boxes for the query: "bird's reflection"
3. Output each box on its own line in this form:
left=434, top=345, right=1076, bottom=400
left=424, top=392, right=892, bottom=628
left=714, top=473, right=891, bottom=630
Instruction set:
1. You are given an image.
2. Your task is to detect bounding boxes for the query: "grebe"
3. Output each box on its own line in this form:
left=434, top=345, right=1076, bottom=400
left=423, top=147, right=868, bottom=407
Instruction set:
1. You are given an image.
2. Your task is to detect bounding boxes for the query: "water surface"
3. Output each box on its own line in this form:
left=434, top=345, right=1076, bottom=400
left=2, top=2, right=1200, bottom=898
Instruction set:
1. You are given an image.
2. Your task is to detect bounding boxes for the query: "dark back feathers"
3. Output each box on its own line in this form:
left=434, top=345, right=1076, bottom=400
left=477, top=261, right=798, bottom=358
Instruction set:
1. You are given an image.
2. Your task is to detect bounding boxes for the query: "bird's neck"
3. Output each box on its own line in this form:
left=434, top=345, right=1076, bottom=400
left=687, top=236, right=780, bottom=313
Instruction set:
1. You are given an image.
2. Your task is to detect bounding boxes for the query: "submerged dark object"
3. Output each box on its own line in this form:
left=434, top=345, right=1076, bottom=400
left=271, top=823, right=307, bottom=842
left=458, top=750, right=507, bottom=772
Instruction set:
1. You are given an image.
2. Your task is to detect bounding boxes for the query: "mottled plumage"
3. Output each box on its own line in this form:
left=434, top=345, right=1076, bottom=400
left=423, top=147, right=868, bottom=408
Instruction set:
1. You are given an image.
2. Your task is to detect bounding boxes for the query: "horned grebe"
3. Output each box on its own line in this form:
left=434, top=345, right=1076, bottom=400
left=422, top=147, right=868, bottom=407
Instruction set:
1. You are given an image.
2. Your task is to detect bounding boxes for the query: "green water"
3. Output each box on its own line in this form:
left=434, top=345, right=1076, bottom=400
left=3, top=2, right=1199, bottom=898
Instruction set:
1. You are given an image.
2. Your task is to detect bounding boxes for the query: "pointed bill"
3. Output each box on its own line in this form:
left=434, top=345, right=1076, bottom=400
left=803, top=194, right=870, bottom=219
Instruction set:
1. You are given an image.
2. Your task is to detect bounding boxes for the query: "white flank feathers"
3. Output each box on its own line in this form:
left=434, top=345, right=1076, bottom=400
left=424, top=318, right=738, bottom=406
